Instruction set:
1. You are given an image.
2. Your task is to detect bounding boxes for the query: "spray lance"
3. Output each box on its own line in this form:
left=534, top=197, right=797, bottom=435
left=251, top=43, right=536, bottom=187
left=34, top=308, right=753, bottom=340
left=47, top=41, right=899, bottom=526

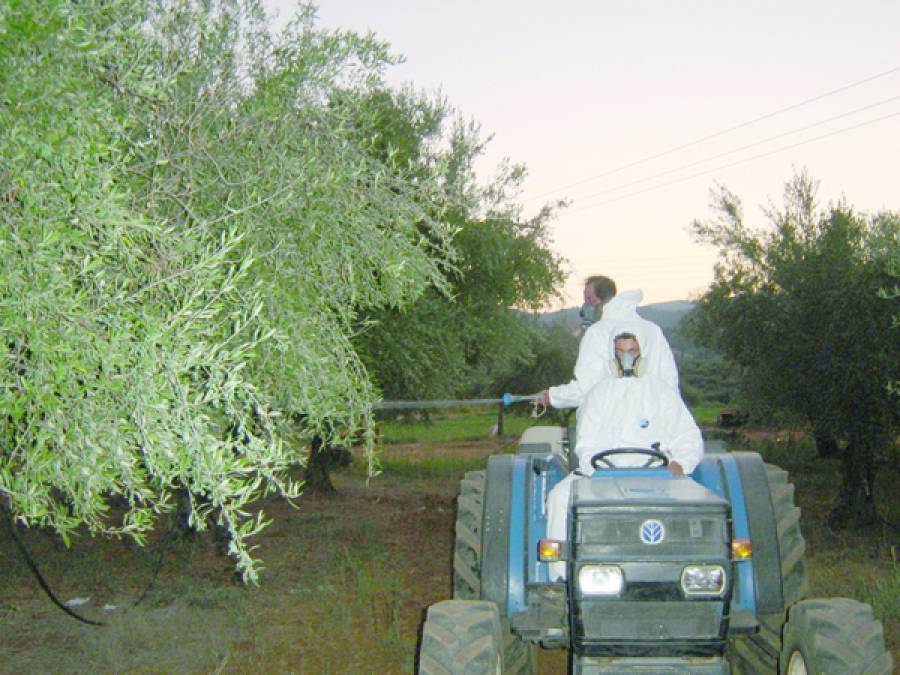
left=501, top=393, right=547, bottom=417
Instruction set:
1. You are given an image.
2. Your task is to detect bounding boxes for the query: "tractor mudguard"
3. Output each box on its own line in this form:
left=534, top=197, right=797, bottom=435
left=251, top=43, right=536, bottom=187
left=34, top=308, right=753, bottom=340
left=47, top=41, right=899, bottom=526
left=481, top=454, right=514, bottom=614
left=692, top=451, right=800, bottom=616
left=730, top=452, right=783, bottom=614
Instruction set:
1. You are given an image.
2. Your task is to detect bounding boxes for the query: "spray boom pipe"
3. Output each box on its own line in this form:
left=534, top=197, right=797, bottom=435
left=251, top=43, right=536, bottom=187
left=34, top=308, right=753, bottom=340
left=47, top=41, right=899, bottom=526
left=374, top=393, right=542, bottom=411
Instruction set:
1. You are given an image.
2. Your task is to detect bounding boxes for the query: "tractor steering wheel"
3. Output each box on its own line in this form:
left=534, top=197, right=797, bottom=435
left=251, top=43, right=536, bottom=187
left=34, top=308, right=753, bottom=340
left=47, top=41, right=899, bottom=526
left=590, top=447, right=669, bottom=470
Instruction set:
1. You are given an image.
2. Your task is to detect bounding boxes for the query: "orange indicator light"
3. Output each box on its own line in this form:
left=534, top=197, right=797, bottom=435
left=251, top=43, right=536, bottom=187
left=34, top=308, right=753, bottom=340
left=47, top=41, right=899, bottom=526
left=538, top=539, right=562, bottom=561
left=732, top=539, right=753, bottom=560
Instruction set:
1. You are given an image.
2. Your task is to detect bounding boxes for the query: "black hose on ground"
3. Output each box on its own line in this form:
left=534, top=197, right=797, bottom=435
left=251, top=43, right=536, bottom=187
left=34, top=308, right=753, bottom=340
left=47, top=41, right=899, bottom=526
left=3, top=509, right=105, bottom=627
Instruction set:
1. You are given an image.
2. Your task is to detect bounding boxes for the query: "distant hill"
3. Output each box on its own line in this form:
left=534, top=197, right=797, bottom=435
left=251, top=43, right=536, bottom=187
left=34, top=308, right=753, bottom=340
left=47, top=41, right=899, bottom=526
left=540, top=301, right=694, bottom=331
left=539, top=300, right=700, bottom=358
left=636, top=301, right=695, bottom=331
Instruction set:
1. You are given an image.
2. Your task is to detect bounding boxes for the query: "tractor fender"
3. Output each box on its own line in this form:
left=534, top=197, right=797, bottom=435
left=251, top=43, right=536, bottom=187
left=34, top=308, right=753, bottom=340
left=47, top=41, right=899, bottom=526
left=481, top=453, right=535, bottom=617
left=730, top=452, right=785, bottom=614
left=692, top=452, right=784, bottom=615
left=481, top=454, right=515, bottom=615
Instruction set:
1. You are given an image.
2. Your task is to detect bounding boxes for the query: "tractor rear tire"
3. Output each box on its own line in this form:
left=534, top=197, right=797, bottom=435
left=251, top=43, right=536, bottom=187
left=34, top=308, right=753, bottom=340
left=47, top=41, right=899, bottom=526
left=418, top=600, right=502, bottom=675
left=780, top=598, right=893, bottom=674
left=730, top=463, right=809, bottom=673
left=451, top=466, right=537, bottom=673
left=453, top=470, right=485, bottom=599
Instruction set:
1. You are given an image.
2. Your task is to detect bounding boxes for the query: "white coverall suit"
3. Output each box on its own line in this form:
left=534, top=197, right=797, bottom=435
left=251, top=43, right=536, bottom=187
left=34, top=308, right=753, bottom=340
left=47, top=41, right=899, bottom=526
left=546, top=372, right=703, bottom=580
left=548, top=289, right=680, bottom=416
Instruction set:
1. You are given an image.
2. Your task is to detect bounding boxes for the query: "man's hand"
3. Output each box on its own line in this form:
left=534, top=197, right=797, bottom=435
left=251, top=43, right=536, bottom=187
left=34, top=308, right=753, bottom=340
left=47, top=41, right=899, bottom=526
left=667, top=461, right=684, bottom=477
left=539, top=389, right=550, bottom=406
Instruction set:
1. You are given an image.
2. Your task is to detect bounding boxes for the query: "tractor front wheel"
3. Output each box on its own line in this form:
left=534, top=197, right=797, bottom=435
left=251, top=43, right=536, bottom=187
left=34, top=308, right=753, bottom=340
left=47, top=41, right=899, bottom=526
left=418, top=600, right=503, bottom=675
left=780, top=598, right=893, bottom=675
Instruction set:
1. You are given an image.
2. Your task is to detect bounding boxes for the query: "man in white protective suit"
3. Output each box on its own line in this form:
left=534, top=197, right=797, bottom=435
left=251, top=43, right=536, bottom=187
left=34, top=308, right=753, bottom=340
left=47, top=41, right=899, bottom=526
left=545, top=332, right=703, bottom=580
left=539, top=286, right=679, bottom=417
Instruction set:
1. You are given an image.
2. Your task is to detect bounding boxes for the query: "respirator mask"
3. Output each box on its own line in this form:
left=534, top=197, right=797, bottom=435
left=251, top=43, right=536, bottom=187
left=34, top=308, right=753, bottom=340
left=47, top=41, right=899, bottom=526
left=579, top=302, right=598, bottom=328
left=617, top=351, right=639, bottom=377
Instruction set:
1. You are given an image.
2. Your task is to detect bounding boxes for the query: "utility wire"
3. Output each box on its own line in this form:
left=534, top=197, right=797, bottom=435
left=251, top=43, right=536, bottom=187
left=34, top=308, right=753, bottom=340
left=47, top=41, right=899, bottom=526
left=573, top=95, right=900, bottom=203
left=564, top=110, right=900, bottom=215
left=526, top=66, right=900, bottom=202
left=569, top=252, right=713, bottom=263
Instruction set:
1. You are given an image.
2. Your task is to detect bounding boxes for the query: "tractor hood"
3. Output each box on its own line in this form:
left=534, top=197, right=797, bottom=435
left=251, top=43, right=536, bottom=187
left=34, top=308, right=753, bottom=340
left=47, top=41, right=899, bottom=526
left=570, top=476, right=730, bottom=562
left=573, top=475, right=727, bottom=509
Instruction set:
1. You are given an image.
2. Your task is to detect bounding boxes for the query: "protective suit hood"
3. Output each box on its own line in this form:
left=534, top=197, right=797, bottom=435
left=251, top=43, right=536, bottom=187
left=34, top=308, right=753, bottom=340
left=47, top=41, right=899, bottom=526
left=600, top=288, right=643, bottom=321
left=599, top=290, right=674, bottom=387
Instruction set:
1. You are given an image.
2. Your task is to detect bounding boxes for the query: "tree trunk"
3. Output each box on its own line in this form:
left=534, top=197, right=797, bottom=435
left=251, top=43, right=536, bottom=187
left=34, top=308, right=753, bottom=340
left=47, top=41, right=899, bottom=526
left=813, top=430, right=839, bottom=458
left=304, top=435, right=337, bottom=493
left=833, top=438, right=877, bottom=526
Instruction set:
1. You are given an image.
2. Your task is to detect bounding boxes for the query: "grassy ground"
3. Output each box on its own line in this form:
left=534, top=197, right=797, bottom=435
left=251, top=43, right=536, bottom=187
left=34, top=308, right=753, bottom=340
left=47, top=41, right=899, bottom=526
left=0, top=411, right=896, bottom=673
left=690, top=404, right=726, bottom=427
left=377, top=406, right=536, bottom=445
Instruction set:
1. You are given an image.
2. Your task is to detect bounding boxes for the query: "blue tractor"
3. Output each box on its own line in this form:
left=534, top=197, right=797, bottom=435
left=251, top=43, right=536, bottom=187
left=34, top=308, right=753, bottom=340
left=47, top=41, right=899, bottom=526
left=418, top=426, right=892, bottom=674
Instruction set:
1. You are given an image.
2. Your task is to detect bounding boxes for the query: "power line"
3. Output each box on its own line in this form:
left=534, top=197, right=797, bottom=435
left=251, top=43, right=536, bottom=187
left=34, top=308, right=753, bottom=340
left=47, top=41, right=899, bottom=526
left=567, top=257, right=715, bottom=269
left=580, top=263, right=716, bottom=273
left=566, top=256, right=718, bottom=271
left=571, top=95, right=900, bottom=203
left=564, top=110, right=900, bottom=215
left=568, top=264, right=717, bottom=278
left=568, top=252, right=712, bottom=264
left=526, top=65, right=900, bottom=202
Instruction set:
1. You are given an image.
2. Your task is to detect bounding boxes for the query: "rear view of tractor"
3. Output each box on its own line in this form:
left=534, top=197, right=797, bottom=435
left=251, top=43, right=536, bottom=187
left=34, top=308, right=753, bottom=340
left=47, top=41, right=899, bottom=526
left=418, top=426, right=893, bottom=674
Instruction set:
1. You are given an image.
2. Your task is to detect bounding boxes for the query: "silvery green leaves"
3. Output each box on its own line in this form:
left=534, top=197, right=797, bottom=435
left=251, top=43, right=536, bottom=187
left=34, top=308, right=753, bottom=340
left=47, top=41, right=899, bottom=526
left=1, top=0, right=452, bottom=582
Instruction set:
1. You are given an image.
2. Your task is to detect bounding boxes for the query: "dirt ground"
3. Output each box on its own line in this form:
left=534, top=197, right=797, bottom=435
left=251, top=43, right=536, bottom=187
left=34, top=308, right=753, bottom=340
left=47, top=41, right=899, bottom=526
left=0, top=440, right=567, bottom=673
left=0, top=436, right=895, bottom=673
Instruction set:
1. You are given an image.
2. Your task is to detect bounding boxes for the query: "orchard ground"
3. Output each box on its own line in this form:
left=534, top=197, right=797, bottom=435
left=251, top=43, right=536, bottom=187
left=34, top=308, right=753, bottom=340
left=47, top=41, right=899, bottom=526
left=0, top=410, right=896, bottom=673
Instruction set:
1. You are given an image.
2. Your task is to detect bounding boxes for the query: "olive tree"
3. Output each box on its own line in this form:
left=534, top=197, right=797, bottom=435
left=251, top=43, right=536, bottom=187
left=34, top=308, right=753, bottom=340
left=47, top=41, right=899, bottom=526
left=689, top=172, right=898, bottom=523
left=1, top=0, right=453, bottom=581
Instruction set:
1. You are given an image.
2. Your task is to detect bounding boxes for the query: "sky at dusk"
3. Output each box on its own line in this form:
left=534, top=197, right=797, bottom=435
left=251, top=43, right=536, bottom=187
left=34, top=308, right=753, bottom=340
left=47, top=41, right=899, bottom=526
left=265, top=0, right=900, bottom=306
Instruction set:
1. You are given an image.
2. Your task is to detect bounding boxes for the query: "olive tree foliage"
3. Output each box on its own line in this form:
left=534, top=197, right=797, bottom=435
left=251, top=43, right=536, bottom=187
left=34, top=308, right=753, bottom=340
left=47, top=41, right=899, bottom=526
left=349, top=89, right=567, bottom=400
left=360, top=207, right=566, bottom=401
left=131, top=2, right=456, bottom=424
left=0, top=0, right=453, bottom=581
left=688, top=172, right=898, bottom=523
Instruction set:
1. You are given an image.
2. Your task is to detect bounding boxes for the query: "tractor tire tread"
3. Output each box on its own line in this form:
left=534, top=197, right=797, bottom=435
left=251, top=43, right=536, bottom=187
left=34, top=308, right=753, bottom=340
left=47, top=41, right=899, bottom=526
left=453, top=470, right=485, bottom=600
left=780, top=597, right=893, bottom=674
left=419, top=600, right=502, bottom=675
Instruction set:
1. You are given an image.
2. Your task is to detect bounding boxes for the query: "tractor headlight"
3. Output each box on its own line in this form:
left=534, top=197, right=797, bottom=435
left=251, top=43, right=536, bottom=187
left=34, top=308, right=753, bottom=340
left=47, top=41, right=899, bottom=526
left=681, top=565, right=726, bottom=596
left=577, top=565, right=624, bottom=596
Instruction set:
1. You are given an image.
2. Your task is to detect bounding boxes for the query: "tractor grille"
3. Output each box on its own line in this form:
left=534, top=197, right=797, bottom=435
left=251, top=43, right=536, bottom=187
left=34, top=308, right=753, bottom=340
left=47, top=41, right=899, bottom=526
left=577, top=600, right=724, bottom=642
left=575, top=510, right=726, bottom=559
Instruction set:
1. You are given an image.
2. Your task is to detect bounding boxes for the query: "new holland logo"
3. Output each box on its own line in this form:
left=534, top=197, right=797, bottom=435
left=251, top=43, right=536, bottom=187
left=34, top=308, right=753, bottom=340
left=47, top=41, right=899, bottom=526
left=640, top=519, right=665, bottom=545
